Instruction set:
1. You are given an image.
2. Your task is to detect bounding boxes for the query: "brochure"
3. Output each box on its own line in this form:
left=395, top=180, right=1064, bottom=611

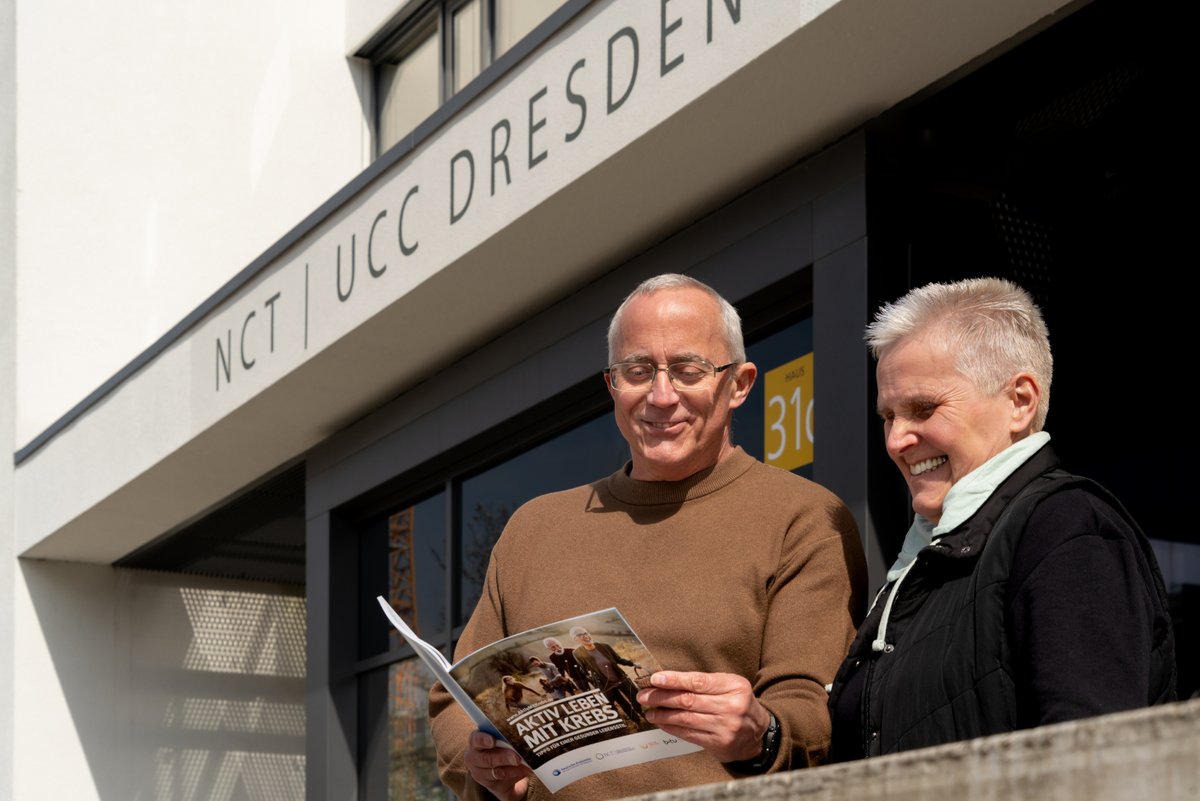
left=376, top=598, right=702, bottom=792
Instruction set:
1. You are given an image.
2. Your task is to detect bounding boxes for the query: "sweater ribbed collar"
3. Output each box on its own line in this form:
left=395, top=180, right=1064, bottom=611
left=606, top=447, right=756, bottom=506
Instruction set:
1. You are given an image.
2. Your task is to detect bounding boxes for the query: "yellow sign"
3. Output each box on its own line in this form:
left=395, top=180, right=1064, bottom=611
left=763, top=353, right=814, bottom=471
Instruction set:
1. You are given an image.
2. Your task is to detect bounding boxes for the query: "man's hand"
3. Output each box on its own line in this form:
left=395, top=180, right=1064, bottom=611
left=464, top=731, right=533, bottom=801
left=636, top=671, right=772, bottom=764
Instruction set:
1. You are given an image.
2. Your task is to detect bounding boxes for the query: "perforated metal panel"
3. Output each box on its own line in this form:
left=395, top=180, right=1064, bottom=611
left=117, top=463, right=306, bottom=585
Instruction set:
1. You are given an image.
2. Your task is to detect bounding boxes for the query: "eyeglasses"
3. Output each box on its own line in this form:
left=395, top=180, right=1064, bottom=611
left=604, top=359, right=736, bottom=392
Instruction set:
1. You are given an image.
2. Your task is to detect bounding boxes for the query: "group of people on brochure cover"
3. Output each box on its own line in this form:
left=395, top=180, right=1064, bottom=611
left=504, top=628, right=648, bottom=731
left=425, top=272, right=1177, bottom=801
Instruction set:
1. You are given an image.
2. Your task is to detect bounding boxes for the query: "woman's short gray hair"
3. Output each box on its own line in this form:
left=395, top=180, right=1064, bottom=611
left=607, top=274, right=745, bottom=364
left=866, top=277, right=1053, bottom=431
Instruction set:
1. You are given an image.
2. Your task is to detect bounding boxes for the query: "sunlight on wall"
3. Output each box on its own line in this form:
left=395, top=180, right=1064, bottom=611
left=164, top=698, right=305, bottom=735
left=180, top=588, right=305, bottom=677
left=154, top=748, right=306, bottom=801
left=135, top=582, right=306, bottom=801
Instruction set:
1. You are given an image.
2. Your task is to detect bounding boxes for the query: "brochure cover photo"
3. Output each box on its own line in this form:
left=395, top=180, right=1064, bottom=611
left=376, top=600, right=701, bottom=792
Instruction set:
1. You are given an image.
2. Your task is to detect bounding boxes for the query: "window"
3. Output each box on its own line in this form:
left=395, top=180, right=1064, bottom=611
left=458, top=413, right=629, bottom=620
left=376, top=17, right=441, bottom=155
left=493, top=0, right=564, bottom=54
left=370, top=0, right=565, bottom=156
left=451, top=1, right=483, bottom=94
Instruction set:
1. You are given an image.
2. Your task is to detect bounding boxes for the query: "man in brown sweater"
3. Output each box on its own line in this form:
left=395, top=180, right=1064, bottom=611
left=430, top=274, right=867, bottom=801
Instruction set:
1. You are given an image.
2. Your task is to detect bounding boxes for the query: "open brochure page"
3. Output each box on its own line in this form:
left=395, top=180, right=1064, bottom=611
left=375, top=597, right=506, bottom=741
left=377, top=600, right=701, bottom=792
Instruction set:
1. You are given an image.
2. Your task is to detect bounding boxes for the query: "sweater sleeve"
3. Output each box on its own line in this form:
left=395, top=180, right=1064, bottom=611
left=1006, top=489, right=1157, bottom=727
left=757, top=495, right=867, bottom=769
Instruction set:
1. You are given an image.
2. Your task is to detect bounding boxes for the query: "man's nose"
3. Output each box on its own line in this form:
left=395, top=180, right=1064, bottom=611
left=646, top=368, right=679, bottom=405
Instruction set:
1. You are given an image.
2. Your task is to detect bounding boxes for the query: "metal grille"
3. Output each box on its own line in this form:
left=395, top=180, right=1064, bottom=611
left=117, top=463, right=306, bottom=585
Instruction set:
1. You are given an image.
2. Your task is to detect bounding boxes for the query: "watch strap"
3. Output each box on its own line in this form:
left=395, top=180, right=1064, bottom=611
left=725, top=712, right=780, bottom=775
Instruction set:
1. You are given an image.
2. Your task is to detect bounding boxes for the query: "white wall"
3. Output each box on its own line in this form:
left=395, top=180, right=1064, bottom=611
left=3, top=0, right=19, bottom=794
left=13, top=0, right=372, bottom=448
left=13, top=564, right=305, bottom=801
left=347, top=0, right=422, bottom=53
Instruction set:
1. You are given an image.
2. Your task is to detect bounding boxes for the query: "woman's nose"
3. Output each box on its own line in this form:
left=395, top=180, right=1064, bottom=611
left=886, top=419, right=916, bottom=454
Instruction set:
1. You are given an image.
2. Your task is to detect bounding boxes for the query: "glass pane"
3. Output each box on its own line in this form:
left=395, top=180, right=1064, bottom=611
left=736, top=316, right=815, bottom=479
left=1151, top=538, right=1200, bottom=699
left=459, top=413, right=628, bottom=621
left=452, top=0, right=482, bottom=93
left=378, top=30, right=440, bottom=154
left=360, top=661, right=442, bottom=801
left=494, top=0, right=562, bottom=56
left=361, top=492, right=449, bottom=659
left=388, top=660, right=441, bottom=800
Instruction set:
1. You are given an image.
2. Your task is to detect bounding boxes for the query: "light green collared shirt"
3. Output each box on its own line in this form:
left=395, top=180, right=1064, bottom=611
left=867, top=432, right=1052, bottom=652
left=885, top=432, right=1052, bottom=583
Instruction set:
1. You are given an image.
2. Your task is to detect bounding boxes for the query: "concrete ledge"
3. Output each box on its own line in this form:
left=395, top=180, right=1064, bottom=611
left=630, top=699, right=1200, bottom=801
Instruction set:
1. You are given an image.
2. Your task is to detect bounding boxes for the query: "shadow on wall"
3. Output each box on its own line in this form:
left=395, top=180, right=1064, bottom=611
left=21, top=560, right=305, bottom=800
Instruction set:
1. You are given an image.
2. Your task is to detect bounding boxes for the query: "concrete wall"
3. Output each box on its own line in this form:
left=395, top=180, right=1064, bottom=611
left=12, top=565, right=304, bottom=801
left=630, top=700, right=1200, bottom=801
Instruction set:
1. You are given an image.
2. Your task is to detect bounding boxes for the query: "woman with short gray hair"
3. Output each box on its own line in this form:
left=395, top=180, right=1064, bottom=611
left=827, top=277, right=1175, bottom=761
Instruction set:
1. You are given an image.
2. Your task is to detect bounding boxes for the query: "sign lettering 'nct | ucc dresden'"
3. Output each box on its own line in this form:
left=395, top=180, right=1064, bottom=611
left=213, top=0, right=750, bottom=393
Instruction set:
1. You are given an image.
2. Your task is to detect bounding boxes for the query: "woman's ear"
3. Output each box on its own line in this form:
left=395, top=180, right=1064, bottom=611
left=1008, top=372, right=1040, bottom=434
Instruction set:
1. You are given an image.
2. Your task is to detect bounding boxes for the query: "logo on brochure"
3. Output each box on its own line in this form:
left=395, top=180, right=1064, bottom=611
left=551, top=758, right=593, bottom=777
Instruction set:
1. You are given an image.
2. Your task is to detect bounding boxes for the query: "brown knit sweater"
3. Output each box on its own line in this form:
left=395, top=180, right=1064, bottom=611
left=429, top=447, right=867, bottom=801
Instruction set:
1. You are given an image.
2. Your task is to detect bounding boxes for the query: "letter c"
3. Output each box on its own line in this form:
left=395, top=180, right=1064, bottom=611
left=240, top=310, right=256, bottom=370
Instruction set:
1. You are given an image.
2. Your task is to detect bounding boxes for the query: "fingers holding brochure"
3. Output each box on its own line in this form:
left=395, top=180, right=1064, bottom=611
left=466, top=731, right=533, bottom=801
left=636, top=670, right=773, bottom=765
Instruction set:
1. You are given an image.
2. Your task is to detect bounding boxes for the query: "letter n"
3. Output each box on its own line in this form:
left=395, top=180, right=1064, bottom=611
left=216, top=330, right=233, bottom=391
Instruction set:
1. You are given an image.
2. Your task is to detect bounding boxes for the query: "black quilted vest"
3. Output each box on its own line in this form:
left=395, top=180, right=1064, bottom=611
left=827, top=447, right=1176, bottom=759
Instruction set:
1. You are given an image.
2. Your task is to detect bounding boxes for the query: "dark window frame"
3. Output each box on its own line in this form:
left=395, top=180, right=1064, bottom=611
left=365, top=0, right=561, bottom=158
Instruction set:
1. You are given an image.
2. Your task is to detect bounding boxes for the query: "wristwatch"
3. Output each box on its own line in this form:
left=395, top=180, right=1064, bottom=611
left=725, top=712, right=781, bottom=775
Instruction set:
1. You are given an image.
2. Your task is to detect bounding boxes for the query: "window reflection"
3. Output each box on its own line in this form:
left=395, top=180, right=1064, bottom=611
left=360, top=661, right=441, bottom=801
left=361, top=492, right=448, bottom=659
left=373, top=1, right=564, bottom=158
left=459, top=414, right=627, bottom=622
left=452, top=1, right=482, bottom=93
left=387, top=660, right=441, bottom=800
left=494, top=0, right=562, bottom=56
left=378, top=26, right=440, bottom=155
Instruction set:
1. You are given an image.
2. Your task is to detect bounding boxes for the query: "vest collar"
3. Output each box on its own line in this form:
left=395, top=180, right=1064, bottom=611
left=925, top=441, right=1060, bottom=560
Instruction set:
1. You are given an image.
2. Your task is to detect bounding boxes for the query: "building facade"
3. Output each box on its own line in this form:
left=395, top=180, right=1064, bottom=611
left=1, top=0, right=1193, bottom=799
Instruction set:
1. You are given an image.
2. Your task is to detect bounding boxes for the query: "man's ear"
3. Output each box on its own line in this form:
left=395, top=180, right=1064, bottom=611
left=1008, top=372, right=1040, bottom=434
left=727, top=361, right=758, bottom=410
left=604, top=369, right=619, bottom=402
